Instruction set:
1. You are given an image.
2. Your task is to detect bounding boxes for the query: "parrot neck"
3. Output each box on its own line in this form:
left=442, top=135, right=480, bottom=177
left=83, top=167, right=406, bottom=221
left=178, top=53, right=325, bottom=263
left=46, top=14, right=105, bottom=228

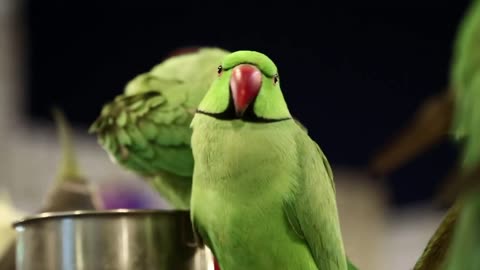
left=191, top=114, right=299, bottom=198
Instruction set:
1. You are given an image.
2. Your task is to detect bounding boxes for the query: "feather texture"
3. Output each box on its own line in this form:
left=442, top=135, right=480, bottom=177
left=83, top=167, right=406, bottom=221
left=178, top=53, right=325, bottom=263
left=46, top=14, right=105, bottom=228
left=450, top=0, right=480, bottom=170
left=90, top=47, right=229, bottom=209
left=190, top=115, right=347, bottom=270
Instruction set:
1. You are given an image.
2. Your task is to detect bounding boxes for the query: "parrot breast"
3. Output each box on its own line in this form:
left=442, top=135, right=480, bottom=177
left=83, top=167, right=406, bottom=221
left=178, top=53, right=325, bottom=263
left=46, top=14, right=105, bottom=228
left=190, top=115, right=318, bottom=270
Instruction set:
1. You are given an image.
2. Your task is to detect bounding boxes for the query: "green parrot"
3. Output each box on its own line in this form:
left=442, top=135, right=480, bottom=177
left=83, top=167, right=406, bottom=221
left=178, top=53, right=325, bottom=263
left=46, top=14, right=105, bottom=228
left=441, top=4, right=480, bottom=268
left=89, top=47, right=230, bottom=209
left=190, top=50, right=358, bottom=270
left=411, top=2, right=480, bottom=268
left=367, top=0, right=480, bottom=203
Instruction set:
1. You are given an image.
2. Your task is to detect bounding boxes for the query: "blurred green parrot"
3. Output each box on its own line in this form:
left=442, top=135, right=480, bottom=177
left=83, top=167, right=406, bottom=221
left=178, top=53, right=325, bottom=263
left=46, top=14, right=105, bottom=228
left=450, top=0, right=480, bottom=171
left=439, top=3, right=480, bottom=265
left=387, top=1, right=480, bottom=269
left=190, top=50, right=358, bottom=270
left=368, top=0, right=480, bottom=204
left=89, top=47, right=230, bottom=209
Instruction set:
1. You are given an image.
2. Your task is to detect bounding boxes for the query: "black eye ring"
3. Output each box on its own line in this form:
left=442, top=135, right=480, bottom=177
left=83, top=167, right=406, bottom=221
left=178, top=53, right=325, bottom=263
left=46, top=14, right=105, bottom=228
left=274, top=74, right=279, bottom=84
left=217, top=65, right=223, bottom=74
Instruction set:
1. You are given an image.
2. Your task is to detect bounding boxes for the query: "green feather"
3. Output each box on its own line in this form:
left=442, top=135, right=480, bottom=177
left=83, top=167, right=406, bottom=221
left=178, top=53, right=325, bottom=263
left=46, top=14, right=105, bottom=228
left=90, top=47, right=230, bottom=209
left=138, top=120, right=157, bottom=140
left=116, top=128, right=131, bottom=146
left=450, top=0, right=480, bottom=171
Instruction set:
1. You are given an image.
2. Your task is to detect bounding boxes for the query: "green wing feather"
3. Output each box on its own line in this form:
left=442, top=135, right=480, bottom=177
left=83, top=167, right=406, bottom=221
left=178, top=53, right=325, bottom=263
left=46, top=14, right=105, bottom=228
left=450, top=0, right=480, bottom=170
left=90, top=87, right=194, bottom=209
left=90, top=47, right=229, bottom=177
left=90, top=89, right=194, bottom=177
left=90, top=47, right=229, bottom=209
left=284, top=134, right=347, bottom=270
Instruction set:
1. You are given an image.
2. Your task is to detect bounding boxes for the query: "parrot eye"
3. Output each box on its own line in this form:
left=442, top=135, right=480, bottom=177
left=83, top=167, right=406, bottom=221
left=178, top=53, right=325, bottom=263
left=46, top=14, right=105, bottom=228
left=273, top=74, right=279, bottom=85
left=217, top=65, right=223, bottom=75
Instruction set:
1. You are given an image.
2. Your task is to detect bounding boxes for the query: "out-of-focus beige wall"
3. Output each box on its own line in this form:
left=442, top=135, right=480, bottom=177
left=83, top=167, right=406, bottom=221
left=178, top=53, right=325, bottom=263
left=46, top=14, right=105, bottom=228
left=0, top=0, right=133, bottom=212
left=0, top=0, right=18, bottom=197
left=335, top=170, right=388, bottom=270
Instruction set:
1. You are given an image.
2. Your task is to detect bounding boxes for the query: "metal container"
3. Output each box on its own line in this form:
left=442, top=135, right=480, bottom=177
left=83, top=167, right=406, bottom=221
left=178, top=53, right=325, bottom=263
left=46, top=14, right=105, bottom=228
left=13, top=209, right=213, bottom=270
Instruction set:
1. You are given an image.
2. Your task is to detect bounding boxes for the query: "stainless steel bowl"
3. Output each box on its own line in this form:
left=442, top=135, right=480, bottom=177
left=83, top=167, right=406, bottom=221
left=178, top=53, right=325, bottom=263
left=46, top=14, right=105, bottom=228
left=13, top=209, right=214, bottom=270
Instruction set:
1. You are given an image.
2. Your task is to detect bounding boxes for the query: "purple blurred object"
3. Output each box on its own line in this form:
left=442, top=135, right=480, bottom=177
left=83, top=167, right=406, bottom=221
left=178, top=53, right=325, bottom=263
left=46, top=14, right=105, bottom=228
left=95, top=178, right=169, bottom=210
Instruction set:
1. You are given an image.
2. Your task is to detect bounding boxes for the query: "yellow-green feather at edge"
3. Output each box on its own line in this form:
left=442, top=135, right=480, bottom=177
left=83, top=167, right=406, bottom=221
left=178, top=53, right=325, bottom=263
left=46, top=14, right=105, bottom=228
left=52, top=108, right=84, bottom=183
left=443, top=191, right=480, bottom=270
left=450, top=0, right=480, bottom=171
left=294, top=119, right=308, bottom=133
left=283, top=135, right=347, bottom=270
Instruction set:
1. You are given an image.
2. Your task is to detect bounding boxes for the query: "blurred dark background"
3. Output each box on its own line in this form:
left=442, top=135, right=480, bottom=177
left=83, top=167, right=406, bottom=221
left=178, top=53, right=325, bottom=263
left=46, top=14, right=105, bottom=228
left=24, top=1, right=472, bottom=207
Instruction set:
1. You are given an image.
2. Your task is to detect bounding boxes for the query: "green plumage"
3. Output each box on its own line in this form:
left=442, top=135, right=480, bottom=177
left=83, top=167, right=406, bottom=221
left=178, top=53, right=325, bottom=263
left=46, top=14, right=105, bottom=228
left=443, top=191, right=480, bottom=270
left=412, top=2, right=480, bottom=268
left=90, top=47, right=229, bottom=209
left=450, top=0, right=480, bottom=171
left=190, top=51, right=355, bottom=270
left=443, top=1, right=480, bottom=264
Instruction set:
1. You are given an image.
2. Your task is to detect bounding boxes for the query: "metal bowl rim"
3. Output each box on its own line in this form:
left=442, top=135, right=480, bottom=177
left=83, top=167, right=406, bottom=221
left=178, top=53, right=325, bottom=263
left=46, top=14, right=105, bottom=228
left=12, top=209, right=190, bottom=227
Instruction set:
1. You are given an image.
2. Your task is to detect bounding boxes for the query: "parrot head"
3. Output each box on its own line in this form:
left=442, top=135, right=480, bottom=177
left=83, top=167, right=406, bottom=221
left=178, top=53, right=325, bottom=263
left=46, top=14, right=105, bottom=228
left=196, top=50, right=292, bottom=122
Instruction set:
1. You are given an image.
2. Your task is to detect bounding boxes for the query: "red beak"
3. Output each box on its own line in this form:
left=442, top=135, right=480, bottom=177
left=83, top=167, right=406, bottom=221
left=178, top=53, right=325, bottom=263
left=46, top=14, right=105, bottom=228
left=230, top=64, right=262, bottom=116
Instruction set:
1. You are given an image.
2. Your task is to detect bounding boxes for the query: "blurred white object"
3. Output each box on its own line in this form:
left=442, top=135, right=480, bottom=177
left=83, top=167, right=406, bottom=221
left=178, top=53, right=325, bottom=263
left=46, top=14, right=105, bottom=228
left=0, top=189, right=25, bottom=257
left=334, top=168, right=388, bottom=270
left=381, top=205, right=446, bottom=270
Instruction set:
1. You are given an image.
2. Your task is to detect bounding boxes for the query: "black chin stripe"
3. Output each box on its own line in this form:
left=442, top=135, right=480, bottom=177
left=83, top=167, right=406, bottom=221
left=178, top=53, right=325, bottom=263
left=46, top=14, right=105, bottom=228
left=195, top=110, right=292, bottom=123
left=196, top=85, right=291, bottom=123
